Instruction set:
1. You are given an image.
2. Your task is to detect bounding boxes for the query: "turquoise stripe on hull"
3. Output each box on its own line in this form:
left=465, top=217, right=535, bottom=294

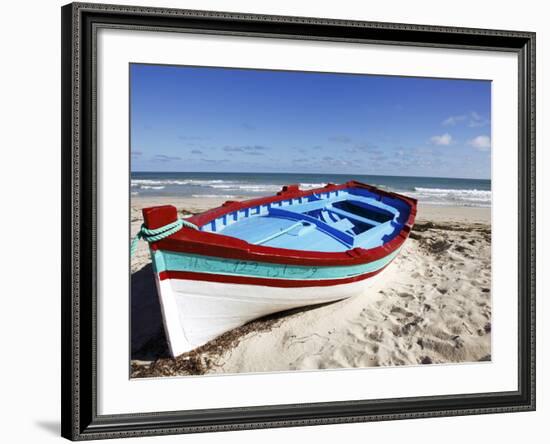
left=153, top=249, right=400, bottom=281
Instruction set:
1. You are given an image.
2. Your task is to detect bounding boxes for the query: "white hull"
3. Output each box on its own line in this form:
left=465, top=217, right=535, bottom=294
left=155, top=274, right=383, bottom=357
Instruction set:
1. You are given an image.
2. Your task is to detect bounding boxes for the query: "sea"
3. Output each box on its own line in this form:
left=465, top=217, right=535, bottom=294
left=131, top=172, right=491, bottom=208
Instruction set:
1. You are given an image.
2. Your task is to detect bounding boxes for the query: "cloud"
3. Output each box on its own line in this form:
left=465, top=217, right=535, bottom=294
left=223, top=145, right=269, bottom=153
left=442, top=115, right=467, bottom=126
left=131, top=150, right=142, bottom=157
left=190, top=149, right=203, bottom=154
left=387, top=159, right=404, bottom=168
left=468, top=112, right=489, bottom=128
left=413, top=146, right=444, bottom=158
left=443, top=111, right=489, bottom=128
left=430, top=133, right=453, bottom=146
left=468, top=135, right=491, bottom=151
left=368, top=153, right=388, bottom=162
left=346, top=143, right=378, bottom=154
left=178, top=135, right=206, bottom=141
left=152, top=154, right=181, bottom=162
left=328, top=135, right=352, bottom=144
left=200, top=158, right=229, bottom=164
left=321, top=156, right=354, bottom=167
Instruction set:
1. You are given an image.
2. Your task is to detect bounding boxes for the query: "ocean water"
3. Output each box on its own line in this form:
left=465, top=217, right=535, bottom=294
left=131, top=172, right=491, bottom=208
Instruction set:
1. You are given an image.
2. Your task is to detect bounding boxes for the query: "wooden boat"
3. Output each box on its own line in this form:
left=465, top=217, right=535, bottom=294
left=140, top=181, right=417, bottom=357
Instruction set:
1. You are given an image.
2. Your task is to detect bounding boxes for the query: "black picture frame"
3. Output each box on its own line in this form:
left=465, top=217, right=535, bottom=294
left=61, top=2, right=536, bottom=440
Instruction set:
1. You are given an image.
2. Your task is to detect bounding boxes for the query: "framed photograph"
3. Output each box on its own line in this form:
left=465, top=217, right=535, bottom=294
left=61, top=2, right=536, bottom=440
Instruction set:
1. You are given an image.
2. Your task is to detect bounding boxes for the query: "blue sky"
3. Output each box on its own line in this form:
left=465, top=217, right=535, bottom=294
left=130, top=64, right=491, bottom=179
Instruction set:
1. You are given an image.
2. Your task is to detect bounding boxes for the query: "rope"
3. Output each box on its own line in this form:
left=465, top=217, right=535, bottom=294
left=131, top=218, right=199, bottom=256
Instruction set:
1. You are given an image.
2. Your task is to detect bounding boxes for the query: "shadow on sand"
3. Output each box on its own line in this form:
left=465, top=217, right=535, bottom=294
left=131, top=264, right=170, bottom=360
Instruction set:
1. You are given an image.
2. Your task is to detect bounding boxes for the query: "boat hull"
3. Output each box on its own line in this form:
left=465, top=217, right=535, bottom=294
left=154, top=267, right=387, bottom=357
left=140, top=181, right=417, bottom=357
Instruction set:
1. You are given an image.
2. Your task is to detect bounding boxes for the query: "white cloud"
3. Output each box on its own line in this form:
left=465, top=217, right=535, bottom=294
left=468, top=135, right=491, bottom=151
left=443, top=111, right=488, bottom=128
left=468, top=111, right=489, bottom=127
left=442, top=115, right=467, bottom=126
left=430, top=133, right=453, bottom=146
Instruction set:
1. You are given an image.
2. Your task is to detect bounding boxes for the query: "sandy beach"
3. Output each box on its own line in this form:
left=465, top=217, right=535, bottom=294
left=130, top=196, right=491, bottom=377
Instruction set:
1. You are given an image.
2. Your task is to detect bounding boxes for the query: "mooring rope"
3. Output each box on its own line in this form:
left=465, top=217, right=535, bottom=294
left=131, top=218, right=199, bottom=256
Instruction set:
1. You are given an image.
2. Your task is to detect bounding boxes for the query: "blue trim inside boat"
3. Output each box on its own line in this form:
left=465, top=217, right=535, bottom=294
left=202, top=187, right=411, bottom=253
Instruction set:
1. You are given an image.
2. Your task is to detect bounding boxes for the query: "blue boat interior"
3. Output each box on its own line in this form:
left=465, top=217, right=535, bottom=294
left=201, top=187, right=412, bottom=252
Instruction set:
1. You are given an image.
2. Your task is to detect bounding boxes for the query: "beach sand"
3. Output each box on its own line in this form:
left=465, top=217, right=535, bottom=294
left=130, top=197, right=491, bottom=377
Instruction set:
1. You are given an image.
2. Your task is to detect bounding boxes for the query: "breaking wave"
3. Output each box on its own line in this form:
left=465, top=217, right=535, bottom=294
left=131, top=178, right=327, bottom=194
left=409, top=187, right=491, bottom=207
left=130, top=174, right=490, bottom=207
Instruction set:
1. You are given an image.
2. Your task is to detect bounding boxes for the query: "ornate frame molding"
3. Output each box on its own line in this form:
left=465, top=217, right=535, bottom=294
left=61, top=3, right=535, bottom=440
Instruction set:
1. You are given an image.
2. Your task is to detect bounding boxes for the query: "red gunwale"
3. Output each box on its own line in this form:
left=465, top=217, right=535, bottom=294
left=144, top=181, right=417, bottom=267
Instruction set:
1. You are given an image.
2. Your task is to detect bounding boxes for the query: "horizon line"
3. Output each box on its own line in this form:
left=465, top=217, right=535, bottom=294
left=130, top=170, right=491, bottom=181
